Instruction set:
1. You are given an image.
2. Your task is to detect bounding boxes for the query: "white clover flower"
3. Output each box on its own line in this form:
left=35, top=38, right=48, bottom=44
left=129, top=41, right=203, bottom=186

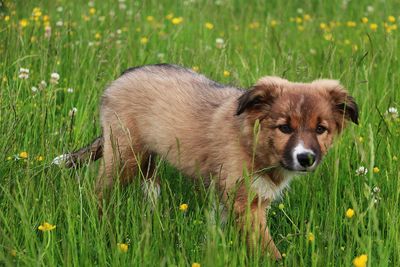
left=385, top=107, right=398, bottom=119
left=215, top=38, right=225, bottom=49
left=372, top=186, right=381, bottom=194
left=366, top=5, right=374, bottom=13
left=69, top=107, right=78, bottom=117
left=50, top=72, right=60, bottom=84
left=18, top=68, right=29, bottom=79
left=309, top=48, right=317, bottom=55
left=67, top=88, right=74, bottom=93
left=39, top=80, right=47, bottom=89
left=296, top=8, right=303, bottom=14
left=56, top=20, right=63, bottom=27
left=355, top=166, right=368, bottom=176
left=56, top=6, right=63, bottom=12
left=31, top=86, right=38, bottom=93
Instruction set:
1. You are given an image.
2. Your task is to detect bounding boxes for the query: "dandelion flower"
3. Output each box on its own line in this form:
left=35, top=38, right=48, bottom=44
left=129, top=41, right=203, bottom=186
left=171, top=17, right=183, bottom=25
left=19, top=151, right=28, bottom=159
left=345, top=208, right=355, bottom=218
left=388, top=16, right=396, bottom=23
left=369, top=23, right=378, bottom=31
left=38, top=222, right=56, bottom=232
left=36, top=156, right=44, bottom=161
left=140, top=37, right=148, bottom=45
left=192, top=263, right=200, bottom=267
left=346, top=21, right=356, bottom=27
left=223, top=70, right=230, bottom=77
left=319, top=23, right=327, bottom=30
left=192, top=66, right=199, bottom=72
left=19, top=68, right=29, bottom=79
left=89, top=7, right=96, bottom=15
left=303, top=14, right=311, bottom=21
left=19, top=19, right=29, bottom=28
left=95, top=33, right=101, bottom=39
left=205, top=22, right=214, bottom=30
left=355, top=166, right=368, bottom=176
left=308, top=232, right=315, bottom=242
left=4, top=15, right=10, bottom=22
left=361, top=17, right=368, bottom=24
left=179, top=203, right=188, bottom=212
left=117, top=243, right=128, bottom=252
left=270, top=20, right=277, bottom=27
left=50, top=72, right=60, bottom=84
left=373, top=167, right=379, bottom=173
left=353, top=254, right=368, bottom=267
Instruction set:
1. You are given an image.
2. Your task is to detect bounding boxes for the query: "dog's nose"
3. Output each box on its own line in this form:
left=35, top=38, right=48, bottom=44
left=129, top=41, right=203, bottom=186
left=297, top=152, right=315, bottom=168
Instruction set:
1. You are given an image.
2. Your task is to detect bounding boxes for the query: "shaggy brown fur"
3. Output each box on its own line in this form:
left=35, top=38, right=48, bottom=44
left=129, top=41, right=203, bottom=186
left=57, top=64, right=358, bottom=260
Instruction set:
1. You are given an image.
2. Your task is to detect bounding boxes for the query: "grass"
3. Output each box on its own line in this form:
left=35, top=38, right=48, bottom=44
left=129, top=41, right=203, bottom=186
left=0, top=0, right=399, bottom=266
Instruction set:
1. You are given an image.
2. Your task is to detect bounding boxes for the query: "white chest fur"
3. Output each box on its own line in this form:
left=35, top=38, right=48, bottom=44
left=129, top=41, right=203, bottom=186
left=250, top=172, right=294, bottom=201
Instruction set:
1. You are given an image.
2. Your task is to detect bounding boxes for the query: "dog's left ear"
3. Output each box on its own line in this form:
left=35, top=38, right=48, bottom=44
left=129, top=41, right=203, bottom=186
left=313, top=79, right=359, bottom=128
left=236, top=76, right=286, bottom=115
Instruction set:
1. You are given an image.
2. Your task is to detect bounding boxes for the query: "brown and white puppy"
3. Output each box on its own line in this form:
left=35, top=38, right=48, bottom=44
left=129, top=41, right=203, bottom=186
left=53, top=64, right=358, bottom=260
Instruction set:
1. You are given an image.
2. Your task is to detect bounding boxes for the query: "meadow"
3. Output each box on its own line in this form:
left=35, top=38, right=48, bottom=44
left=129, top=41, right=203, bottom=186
left=1, top=0, right=399, bottom=266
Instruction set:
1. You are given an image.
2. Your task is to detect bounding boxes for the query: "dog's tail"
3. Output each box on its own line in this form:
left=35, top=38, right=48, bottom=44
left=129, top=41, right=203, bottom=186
left=52, top=136, right=103, bottom=168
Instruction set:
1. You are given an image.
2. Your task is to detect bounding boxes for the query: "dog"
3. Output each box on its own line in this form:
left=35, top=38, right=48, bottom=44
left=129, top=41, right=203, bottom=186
left=53, top=64, right=358, bottom=260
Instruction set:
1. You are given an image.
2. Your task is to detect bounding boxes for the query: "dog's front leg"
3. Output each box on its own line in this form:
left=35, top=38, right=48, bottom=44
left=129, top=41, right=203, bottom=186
left=233, top=190, right=282, bottom=260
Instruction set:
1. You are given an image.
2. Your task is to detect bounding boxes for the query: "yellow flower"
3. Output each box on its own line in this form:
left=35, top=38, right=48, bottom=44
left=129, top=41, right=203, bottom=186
left=117, top=243, right=129, bottom=252
left=295, top=17, right=302, bottom=24
left=369, top=23, right=378, bottom=31
left=95, top=33, right=101, bottom=39
left=358, top=136, right=364, bottom=143
left=347, top=21, right=357, bottom=27
left=89, top=7, right=96, bottom=15
left=346, top=208, right=355, bottom=218
left=344, top=39, right=351, bottom=45
left=324, top=33, right=333, bottom=41
left=308, top=232, right=315, bottom=242
left=38, top=222, right=56, bottom=232
left=388, top=15, right=396, bottom=23
left=192, top=66, right=199, bottom=72
left=10, top=249, right=17, bottom=257
left=319, top=23, right=327, bottom=30
left=270, top=20, right=277, bottom=27
left=179, top=203, right=188, bottom=212
left=7, top=156, right=12, bottom=160
left=353, top=254, right=368, bottom=267
left=171, top=17, right=183, bottom=25
left=204, top=22, right=214, bottom=30
left=5, top=15, right=10, bottom=22
left=140, top=37, right=148, bottom=44
left=249, top=22, right=260, bottom=29
left=297, top=25, right=304, bottom=31
left=37, top=156, right=44, bottom=161
left=166, top=13, right=174, bottom=20
left=223, top=70, right=230, bottom=77
left=278, top=203, right=284, bottom=210
left=303, top=14, right=311, bottom=21
left=43, top=15, right=49, bottom=22
left=146, top=16, right=154, bottom=22
left=192, top=263, right=200, bottom=267
left=361, top=17, right=368, bottom=24
left=373, top=167, right=379, bottom=173
left=19, top=151, right=28, bottom=159
left=19, top=19, right=29, bottom=28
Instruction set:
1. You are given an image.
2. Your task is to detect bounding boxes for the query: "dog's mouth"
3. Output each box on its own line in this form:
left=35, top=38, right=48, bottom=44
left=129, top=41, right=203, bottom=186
left=280, top=161, right=317, bottom=173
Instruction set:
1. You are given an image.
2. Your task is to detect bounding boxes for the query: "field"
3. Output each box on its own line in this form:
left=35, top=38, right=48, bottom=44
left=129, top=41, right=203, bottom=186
left=1, top=0, right=399, bottom=266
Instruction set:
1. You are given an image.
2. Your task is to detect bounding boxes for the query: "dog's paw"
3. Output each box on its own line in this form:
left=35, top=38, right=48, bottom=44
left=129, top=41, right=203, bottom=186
left=52, top=154, right=71, bottom=166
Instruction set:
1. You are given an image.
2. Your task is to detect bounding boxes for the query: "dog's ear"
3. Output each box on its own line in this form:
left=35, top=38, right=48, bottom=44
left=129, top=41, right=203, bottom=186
left=236, top=76, right=286, bottom=115
left=313, top=79, right=359, bottom=129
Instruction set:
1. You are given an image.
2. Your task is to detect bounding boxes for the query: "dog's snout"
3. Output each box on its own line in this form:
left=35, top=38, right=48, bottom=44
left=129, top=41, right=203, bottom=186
left=296, top=152, right=315, bottom=168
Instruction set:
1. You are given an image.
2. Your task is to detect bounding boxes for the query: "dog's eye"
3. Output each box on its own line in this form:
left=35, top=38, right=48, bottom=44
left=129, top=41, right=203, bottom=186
left=316, top=125, right=327, bottom=134
left=278, top=124, right=293, bottom=134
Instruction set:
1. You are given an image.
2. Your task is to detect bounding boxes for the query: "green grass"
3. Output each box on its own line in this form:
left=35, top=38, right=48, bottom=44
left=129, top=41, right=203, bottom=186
left=1, top=0, right=399, bottom=266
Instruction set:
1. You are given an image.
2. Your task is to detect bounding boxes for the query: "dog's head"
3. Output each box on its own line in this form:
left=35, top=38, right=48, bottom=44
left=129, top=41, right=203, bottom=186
left=236, top=76, right=358, bottom=172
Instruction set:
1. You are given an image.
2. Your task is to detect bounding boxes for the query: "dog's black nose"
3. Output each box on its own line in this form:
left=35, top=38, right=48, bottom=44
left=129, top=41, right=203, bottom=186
left=297, top=152, right=315, bottom=168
